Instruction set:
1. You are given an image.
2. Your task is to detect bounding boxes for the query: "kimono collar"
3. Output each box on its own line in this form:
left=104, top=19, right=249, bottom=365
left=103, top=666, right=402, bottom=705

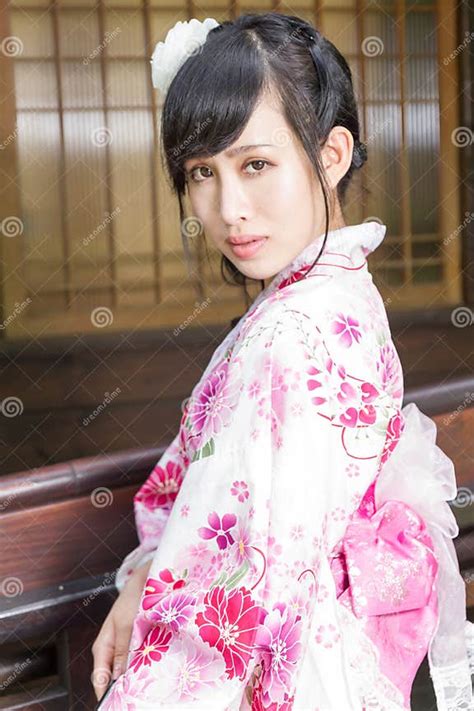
left=266, top=219, right=387, bottom=293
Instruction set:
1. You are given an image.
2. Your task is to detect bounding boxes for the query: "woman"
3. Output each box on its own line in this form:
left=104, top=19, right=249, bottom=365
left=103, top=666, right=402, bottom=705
left=92, top=12, right=473, bottom=710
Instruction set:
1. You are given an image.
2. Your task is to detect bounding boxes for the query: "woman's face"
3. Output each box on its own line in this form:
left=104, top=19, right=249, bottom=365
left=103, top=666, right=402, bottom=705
left=183, top=92, right=353, bottom=281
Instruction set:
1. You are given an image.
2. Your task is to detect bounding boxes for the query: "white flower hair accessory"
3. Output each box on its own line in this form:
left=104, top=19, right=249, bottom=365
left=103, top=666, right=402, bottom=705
left=150, top=17, right=220, bottom=105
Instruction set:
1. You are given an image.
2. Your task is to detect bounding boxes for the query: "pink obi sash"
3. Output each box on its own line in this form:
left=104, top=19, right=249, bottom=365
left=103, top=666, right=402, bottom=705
left=328, top=402, right=472, bottom=709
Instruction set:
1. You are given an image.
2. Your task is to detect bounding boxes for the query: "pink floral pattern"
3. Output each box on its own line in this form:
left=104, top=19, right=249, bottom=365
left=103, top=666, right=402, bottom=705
left=107, top=222, right=440, bottom=711
left=198, top=511, right=237, bottom=549
left=195, top=585, right=265, bottom=680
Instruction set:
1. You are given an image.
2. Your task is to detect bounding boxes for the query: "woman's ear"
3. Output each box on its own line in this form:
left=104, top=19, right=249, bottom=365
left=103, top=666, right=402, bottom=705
left=321, top=126, right=354, bottom=189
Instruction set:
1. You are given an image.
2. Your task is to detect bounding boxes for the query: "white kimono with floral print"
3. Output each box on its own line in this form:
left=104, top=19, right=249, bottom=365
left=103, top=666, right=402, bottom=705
left=102, top=221, right=441, bottom=711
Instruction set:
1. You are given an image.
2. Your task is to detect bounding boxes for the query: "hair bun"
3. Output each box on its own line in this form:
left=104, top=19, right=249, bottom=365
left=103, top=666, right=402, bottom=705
left=352, top=139, right=368, bottom=169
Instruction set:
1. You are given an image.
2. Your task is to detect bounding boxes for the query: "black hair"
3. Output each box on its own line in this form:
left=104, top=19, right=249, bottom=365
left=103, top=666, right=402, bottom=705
left=159, top=12, right=368, bottom=321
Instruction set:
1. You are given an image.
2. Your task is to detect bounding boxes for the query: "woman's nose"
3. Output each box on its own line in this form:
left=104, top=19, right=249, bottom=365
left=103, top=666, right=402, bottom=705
left=217, top=177, right=254, bottom=226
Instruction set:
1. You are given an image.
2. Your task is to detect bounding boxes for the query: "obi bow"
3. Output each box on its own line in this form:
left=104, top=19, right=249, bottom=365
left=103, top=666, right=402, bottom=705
left=331, top=403, right=473, bottom=711
left=340, top=498, right=439, bottom=618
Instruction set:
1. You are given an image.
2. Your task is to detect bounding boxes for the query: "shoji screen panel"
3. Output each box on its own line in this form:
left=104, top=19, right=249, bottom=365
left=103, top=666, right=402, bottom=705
left=0, top=0, right=463, bottom=339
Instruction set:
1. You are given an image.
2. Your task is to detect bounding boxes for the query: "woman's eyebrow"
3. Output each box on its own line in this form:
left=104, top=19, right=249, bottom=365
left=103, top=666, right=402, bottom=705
left=224, top=143, right=276, bottom=157
left=186, top=143, right=276, bottom=166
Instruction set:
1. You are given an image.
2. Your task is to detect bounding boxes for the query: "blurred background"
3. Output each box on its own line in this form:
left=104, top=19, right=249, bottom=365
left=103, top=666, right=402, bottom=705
left=0, top=0, right=473, bottom=708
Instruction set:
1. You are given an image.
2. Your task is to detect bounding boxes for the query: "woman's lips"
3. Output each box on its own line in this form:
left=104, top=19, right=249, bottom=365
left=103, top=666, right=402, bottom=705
left=229, top=237, right=268, bottom=259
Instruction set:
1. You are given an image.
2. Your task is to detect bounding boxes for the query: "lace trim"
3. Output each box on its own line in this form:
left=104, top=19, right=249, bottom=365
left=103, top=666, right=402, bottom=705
left=336, top=600, right=408, bottom=710
left=428, top=620, right=474, bottom=711
left=429, top=657, right=473, bottom=711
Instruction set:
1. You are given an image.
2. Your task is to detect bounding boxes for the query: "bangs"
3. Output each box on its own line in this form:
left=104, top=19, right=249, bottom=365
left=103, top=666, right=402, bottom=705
left=160, top=28, right=272, bottom=180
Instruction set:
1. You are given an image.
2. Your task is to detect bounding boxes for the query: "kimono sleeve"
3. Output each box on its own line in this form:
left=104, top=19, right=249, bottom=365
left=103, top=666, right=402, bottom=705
left=115, top=430, right=188, bottom=592
left=124, top=301, right=403, bottom=709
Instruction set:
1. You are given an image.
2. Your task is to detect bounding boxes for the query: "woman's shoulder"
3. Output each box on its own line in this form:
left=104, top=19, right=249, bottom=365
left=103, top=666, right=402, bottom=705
left=235, top=277, right=404, bottom=404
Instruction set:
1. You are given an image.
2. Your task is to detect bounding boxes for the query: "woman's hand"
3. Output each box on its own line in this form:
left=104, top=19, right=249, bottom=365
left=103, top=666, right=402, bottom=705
left=91, top=559, right=152, bottom=701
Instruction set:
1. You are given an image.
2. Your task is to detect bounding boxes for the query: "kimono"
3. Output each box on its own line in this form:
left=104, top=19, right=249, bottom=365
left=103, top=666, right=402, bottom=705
left=102, top=220, right=474, bottom=710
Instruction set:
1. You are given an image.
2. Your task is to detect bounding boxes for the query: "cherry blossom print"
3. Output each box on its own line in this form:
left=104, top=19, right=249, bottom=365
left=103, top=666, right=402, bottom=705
left=195, top=585, right=265, bottom=680
left=231, top=480, right=250, bottom=502
left=314, top=623, right=341, bottom=648
left=180, top=503, right=190, bottom=517
left=254, top=602, right=303, bottom=704
left=330, top=506, right=347, bottom=523
left=198, top=511, right=237, bottom=550
left=290, top=525, right=304, bottom=541
left=148, top=591, right=197, bottom=632
left=134, top=459, right=184, bottom=510
left=145, top=636, right=226, bottom=703
left=330, top=313, right=362, bottom=348
left=346, top=462, right=361, bottom=478
left=231, top=519, right=257, bottom=568
left=129, top=624, right=172, bottom=672
left=142, top=569, right=186, bottom=611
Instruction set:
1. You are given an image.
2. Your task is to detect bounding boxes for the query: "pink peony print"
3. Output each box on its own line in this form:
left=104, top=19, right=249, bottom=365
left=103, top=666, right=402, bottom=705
left=195, top=585, right=265, bottom=680
left=101, top=666, right=152, bottom=710
left=134, top=459, right=184, bottom=510
left=254, top=602, right=303, bottom=704
left=184, top=359, right=241, bottom=456
left=230, top=480, right=250, bottom=502
left=129, top=624, right=172, bottom=672
left=330, top=313, right=362, bottom=348
left=142, top=569, right=186, bottom=611
left=148, top=591, right=197, bottom=632
left=198, top=511, right=237, bottom=550
left=146, top=636, right=226, bottom=703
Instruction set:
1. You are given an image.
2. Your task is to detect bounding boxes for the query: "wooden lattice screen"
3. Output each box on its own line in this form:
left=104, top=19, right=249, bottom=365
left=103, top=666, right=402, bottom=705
left=0, top=0, right=463, bottom=339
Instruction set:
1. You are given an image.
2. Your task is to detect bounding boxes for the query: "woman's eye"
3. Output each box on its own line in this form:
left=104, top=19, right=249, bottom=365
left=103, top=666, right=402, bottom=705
left=245, top=159, right=269, bottom=175
left=187, top=160, right=269, bottom=184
